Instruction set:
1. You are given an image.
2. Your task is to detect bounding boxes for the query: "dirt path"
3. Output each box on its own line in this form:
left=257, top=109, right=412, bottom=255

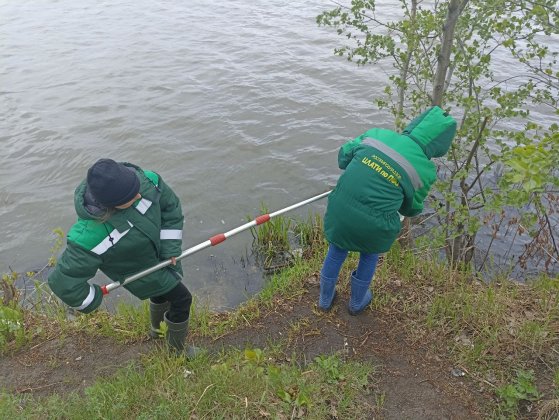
left=201, top=274, right=489, bottom=419
left=0, top=274, right=489, bottom=418
left=0, top=333, right=152, bottom=396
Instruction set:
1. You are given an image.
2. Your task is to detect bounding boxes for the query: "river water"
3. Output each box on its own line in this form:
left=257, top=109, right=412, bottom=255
left=1, top=1, right=556, bottom=310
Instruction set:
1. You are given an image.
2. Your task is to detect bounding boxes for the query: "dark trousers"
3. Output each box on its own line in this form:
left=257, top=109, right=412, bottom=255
left=151, top=281, right=192, bottom=323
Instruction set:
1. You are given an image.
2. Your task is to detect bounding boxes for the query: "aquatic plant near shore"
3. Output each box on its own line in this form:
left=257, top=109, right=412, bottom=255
left=249, top=204, right=292, bottom=272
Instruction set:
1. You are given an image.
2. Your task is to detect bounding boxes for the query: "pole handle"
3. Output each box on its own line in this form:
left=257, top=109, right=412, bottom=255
left=100, top=190, right=331, bottom=295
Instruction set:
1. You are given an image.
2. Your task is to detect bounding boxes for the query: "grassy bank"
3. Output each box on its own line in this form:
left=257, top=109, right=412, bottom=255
left=1, top=215, right=558, bottom=418
left=0, top=245, right=378, bottom=418
left=375, top=244, right=559, bottom=418
left=0, top=347, right=374, bottom=418
left=376, top=243, right=559, bottom=370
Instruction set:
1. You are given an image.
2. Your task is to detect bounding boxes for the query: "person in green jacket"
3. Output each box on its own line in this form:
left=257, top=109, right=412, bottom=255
left=48, top=158, right=197, bottom=355
left=320, top=106, right=457, bottom=315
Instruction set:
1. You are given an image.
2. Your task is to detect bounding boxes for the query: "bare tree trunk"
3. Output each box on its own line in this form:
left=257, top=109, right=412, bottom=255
left=446, top=116, right=488, bottom=268
left=396, top=0, right=418, bottom=130
left=433, top=0, right=469, bottom=266
left=401, top=0, right=469, bottom=250
left=432, top=0, right=469, bottom=106
left=398, top=217, right=413, bottom=249
left=397, top=0, right=418, bottom=250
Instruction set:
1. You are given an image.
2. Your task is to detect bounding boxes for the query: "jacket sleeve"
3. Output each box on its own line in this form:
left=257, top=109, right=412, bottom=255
left=337, top=133, right=366, bottom=170
left=399, top=187, right=427, bottom=217
left=47, top=243, right=103, bottom=314
left=157, top=175, right=184, bottom=259
left=398, top=168, right=437, bottom=217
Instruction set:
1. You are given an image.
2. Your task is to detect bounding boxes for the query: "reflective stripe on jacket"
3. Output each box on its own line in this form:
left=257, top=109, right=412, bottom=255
left=325, top=106, right=456, bottom=253
left=48, top=164, right=184, bottom=313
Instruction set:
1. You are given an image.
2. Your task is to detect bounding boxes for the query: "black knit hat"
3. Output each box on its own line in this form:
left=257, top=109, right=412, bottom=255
left=86, top=159, right=140, bottom=207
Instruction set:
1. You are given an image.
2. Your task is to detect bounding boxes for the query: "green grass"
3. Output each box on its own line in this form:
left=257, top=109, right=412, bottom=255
left=377, top=243, right=559, bottom=368
left=187, top=214, right=330, bottom=339
left=191, top=249, right=324, bottom=339
left=0, top=346, right=376, bottom=419
left=250, top=205, right=292, bottom=271
left=75, top=300, right=151, bottom=343
left=373, top=242, right=559, bottom=418
left=0, top=214, right=326, bottom=349
left=495, top=369, right=541, bottom=418
left=1, top=228, right=68, bottom=354
left=2, top=213, right=558, bottom=418
left=293, top=212, right=327, bottom=255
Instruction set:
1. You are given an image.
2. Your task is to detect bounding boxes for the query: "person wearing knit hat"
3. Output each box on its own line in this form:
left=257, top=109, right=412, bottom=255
left=86, top=159, right=141, bottom=208
left=48, top=158, right=199, bottom=357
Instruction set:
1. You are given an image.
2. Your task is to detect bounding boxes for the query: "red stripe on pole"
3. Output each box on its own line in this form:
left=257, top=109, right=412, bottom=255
left=210, top=233, right=226, bottom=246
left=255, top=214, right=270, bottom=225
left=99, top=191, right=331, bottom=297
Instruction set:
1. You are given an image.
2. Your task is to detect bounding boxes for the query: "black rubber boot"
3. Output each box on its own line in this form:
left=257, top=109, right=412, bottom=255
left=164, top=312, right=201, bottom=358
left=149, top=300, right=170, bottom=338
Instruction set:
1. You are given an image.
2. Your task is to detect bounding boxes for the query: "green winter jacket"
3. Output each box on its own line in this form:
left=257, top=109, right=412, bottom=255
left=48, top=163, right=184, bottom=313
left=324, top=106, right=457, bottom=254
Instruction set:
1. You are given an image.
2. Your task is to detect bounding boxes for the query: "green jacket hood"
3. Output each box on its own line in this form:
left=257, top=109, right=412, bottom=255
left=74, top=181, right=103, bottom=220
left=402, top=106, right=457, bottom=159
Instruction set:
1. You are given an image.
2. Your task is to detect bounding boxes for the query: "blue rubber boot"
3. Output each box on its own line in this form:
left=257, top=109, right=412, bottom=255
left=318, top=274, right=337, bottom=311
left=348, top=271, right=373, bottom=316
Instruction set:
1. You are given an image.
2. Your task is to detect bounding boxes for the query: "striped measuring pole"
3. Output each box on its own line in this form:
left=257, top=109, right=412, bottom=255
left=101, top=190, right=331, bottom=296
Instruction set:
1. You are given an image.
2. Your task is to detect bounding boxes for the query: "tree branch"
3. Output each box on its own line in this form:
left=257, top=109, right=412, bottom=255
left=432, top=0, right=470, bottom=106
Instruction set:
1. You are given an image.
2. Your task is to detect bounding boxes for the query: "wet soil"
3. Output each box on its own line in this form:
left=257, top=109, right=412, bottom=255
left=200, top=274, right=490, bottom=419
left=0, top=273, right=491, bottom=419
left=0, top=333, right=152, bottom=396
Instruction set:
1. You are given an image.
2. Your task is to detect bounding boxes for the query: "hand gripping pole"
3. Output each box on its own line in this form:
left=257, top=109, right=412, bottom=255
left=101, top=190, right=331, bottom=295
